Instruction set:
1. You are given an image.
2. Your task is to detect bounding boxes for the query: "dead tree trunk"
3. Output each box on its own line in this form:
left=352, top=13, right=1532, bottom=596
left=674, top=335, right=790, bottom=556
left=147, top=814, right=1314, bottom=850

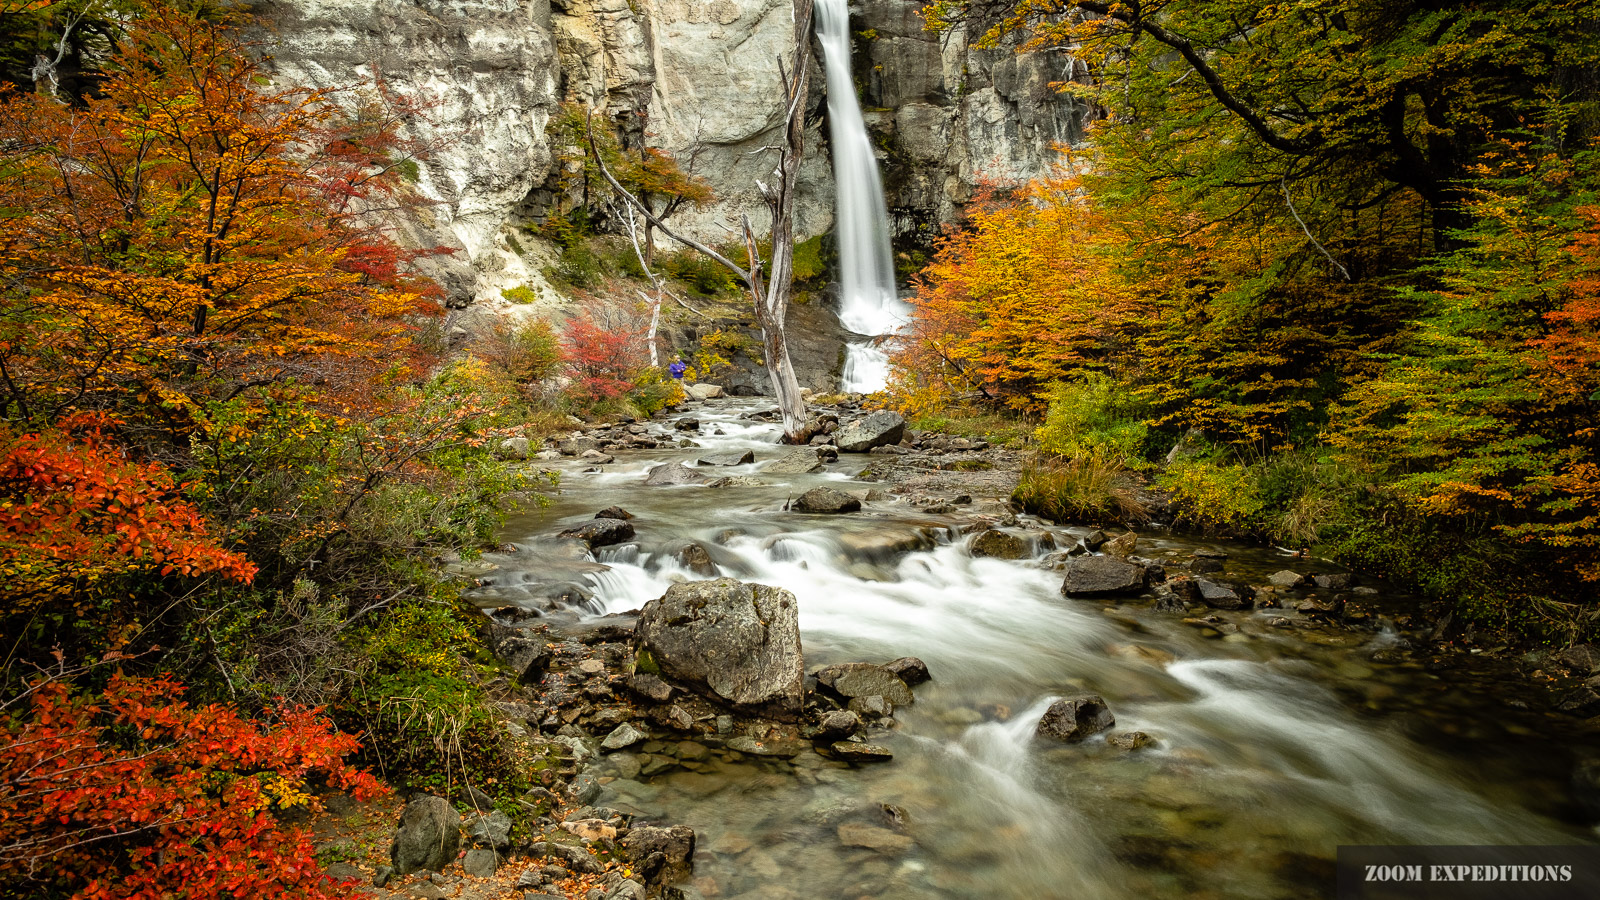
left=586, top=0, right=815, bottom=443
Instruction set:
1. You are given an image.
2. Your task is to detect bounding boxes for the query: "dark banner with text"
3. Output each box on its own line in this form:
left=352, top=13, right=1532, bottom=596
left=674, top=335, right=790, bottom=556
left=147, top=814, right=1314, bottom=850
left=1337, top=846, right=1600, bottom=899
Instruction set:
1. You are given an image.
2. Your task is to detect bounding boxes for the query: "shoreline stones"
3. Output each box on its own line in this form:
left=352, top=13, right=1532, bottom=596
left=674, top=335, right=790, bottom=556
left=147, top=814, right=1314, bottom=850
left=814, top=662, right=915, bottom=707
left=1061, top=556, right=1147, bottom=597
left=835, top=410, right=907, bottom=452
left=390, top=796, right=461, bottom=876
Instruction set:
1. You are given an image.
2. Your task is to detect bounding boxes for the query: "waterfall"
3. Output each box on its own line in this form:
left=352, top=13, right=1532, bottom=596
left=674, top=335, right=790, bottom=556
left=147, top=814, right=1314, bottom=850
left=814, top=0, right=907, bottom=393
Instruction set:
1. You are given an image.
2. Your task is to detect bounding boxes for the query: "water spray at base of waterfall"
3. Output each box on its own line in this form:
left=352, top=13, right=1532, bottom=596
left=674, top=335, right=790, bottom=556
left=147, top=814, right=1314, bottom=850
left=815, top=0, right=908, bottom=394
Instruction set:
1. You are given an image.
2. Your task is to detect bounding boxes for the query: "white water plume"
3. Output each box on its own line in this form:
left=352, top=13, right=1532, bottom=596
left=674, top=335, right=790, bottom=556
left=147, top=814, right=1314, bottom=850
left=814, top=0, right=909, bottom=393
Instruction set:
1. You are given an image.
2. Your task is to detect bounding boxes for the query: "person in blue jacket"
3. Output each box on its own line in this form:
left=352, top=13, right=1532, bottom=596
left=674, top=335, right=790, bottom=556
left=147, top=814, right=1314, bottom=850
left=668, top=357, right=687, bottom=380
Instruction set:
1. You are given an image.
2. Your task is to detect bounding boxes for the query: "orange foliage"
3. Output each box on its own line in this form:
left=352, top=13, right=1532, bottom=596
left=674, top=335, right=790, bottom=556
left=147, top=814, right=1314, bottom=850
left=0, top=3, right=437, bottom=429
left=890, top=176, right=1144, bottom=413
left=0, top=674, right=385, bottom=898
left=0, top=417, right=254, bottom=607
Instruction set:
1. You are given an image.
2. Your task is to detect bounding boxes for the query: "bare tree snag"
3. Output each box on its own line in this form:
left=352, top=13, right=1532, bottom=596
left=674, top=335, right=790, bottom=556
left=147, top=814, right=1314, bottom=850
left=586, top=0, right=815, bottom=443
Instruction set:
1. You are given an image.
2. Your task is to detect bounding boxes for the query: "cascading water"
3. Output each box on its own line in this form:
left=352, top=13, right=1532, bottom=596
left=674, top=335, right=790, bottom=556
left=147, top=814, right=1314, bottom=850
left=476, top=399, right=1595, bottom=898
left=814, top=0, right=908, bottom=393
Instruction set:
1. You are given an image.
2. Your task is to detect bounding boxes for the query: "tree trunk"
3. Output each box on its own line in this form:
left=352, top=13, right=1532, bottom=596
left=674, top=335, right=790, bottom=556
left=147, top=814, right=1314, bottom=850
left=583, top=0, right=815, bottom=442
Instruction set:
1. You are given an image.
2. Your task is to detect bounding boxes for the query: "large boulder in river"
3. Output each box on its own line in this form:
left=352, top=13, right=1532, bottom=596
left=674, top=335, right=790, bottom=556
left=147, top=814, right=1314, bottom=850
left=834, top=411, right=907, bottom=452
left=699, top=450, right=755, bottom=466
left=766, top=448, right=824, bottom=474
left=793, top=487, right=861, bottom=513
left=1035, top=696, right=1115, bottom=743
left=814, top=662, right=914, bottom=706
left=558, top=517, right=634, bottom=548
left=644, top=461, right=710, bottom=486
left=622, top=824, right=696, bottom=886
left=390, top=796, right=460, bottom=876
left=1194, top=577, right=1250, bottom=610
left=1060, top=556, right=1147, bottom=597
left=634, top=578, right=804, bottom=720
left=685, top=382, right=724, bottom=400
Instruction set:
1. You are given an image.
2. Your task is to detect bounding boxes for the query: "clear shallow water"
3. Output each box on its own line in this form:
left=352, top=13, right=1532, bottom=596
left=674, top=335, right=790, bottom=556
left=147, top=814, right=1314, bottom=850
left=491, top=399, right=1597, bottom=899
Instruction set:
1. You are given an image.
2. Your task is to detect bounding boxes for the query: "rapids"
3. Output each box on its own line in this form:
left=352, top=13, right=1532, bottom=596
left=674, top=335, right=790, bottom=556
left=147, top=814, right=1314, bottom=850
left=489, top=400, right=1596, bottom=899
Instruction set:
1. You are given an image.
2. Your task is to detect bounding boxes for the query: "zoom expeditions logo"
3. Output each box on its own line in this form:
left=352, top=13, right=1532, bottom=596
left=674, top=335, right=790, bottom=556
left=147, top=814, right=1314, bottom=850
left=1339, top=848, right=1600, bottom=899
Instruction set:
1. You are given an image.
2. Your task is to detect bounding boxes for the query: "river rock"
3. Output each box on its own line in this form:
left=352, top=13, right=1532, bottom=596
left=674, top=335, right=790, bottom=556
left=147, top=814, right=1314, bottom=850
left=467, top=809, right=512, bottom=850
left=487, top=628, right=551, bottom=685
left=580, top=448, right=615, bottom=464
left=498, top=437, right=531, bottom=460
left=596, top=506, right=634, bottom=520
left=686, top=382, right=724, bottom=400
left=462, top=848, right=499, bottom=877
left=814, top=662, right=915, bottom=706
left=1108, top=731, right=1155, bottom=751
left=1082, top=530, right=1109, bottom=550
left=1035, top=696, right=1115, bottom=743
left=1194, top=578, right=1249, bottom=610
left=815, top=709, right=863, bottom=740
left=674, top=418, right=700, bottom=431
left=830, top=741, right=895, bottom=763
left=834, top=410, right=907, bottom=452
left=622, top=824, right=695, bottom=886
left=884, top=656, right=931, bottom=686
left=644, top=461, right=709, bottom=486
left=766, top=448, right=824, bottom=474
left=1060, top=556, right=1147, bottom=597
left=1103, top=531, right=1138, bottom=559
left=390, top=796, right=460, bottom=876
left=1314, top=572, right=1355, bottom=591
left=602, top=723, right=648, bottom=751
left=970, top=529, right=1029, bottom=560
left=635, top=578, right=804, bottom=720
left=525, top=841, right=603, bottom=875
left=1557, top=678, right=1600, bottom=717
left=558, top=517, right=635, bottom=547
left=698, top=450, right=755, bottom=466
left=1269, top=570, right=1309, bottom=588
left=849, top=695, right=894, bottom=719
left=794, top=487, right=861, bottom=513
left=1188, top=557, right=1225, bottom=574
left=837, top=822, right=912, bottom=852
left=1560, top=645, right=1600, bottom=674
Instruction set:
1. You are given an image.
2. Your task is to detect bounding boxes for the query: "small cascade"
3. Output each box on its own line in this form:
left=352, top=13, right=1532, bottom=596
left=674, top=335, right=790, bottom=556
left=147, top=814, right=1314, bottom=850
left=814, top=0, right=908, bottom=393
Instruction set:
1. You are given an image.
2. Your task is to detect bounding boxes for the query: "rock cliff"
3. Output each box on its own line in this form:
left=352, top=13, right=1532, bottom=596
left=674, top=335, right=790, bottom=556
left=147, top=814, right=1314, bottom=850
left=257, top=0, right=1085, bottom=309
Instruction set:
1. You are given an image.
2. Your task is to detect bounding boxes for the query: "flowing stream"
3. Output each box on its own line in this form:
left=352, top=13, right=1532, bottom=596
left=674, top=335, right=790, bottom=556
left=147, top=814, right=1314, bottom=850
left=815, top=0, right=907, bottom=394
left=491, top=400, right=1598, bottom=899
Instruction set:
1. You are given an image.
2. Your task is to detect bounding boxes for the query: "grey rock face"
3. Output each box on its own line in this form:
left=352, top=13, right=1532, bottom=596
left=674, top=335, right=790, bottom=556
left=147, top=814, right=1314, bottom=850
left=834, top=411, right=907, bottom=452
left=815, top=662, right=914, bottom=706
left=1060, top=556, right=1147, bottom=597
left=635, top=578, right=804, bottom=719
left=1269, top=570, right=1309, bottom=588
left=883, top=656, right=931, bottom=686
left=558, top=517, right=635, bottom=547
left=462, top=847, right=499, bottom=877
left=698, top=450, right=755, bottom=466
left=390, top=795, right=461, bottom=876
left=1035, top=696, right=1115, bottom=743
left=766, top=448, right=824, bottom=474
left=969, top=529, right=1028, bottom=559
left=621, top=824, right=696, bottom=885
left=468, top=809, right=513, bottom=850
left=644, top=461, right=709, bottom=486
left=1195, top=578, right=1249, bottom=610
left=793, top=487, right=861, bottom=513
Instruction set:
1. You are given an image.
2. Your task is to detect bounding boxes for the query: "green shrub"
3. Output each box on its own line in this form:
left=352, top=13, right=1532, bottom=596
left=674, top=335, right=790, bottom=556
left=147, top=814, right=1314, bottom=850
left=1013, top=455, right=1149, bottom=524
left=792, top=235, right=827, bottom=283
left=1035, top=373, right=1150, bottom=464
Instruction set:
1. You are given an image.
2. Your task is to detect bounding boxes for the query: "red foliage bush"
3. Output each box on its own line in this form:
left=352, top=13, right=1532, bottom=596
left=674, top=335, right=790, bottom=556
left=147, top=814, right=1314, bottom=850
left=560, top=311, right=647, bottom=405
left=0, top=674, right=386, bottom=899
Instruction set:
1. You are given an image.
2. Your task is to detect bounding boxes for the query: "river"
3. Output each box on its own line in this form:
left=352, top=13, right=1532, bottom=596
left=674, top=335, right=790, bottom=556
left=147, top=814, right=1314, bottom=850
left=487, top=398, right=1596, bottom=899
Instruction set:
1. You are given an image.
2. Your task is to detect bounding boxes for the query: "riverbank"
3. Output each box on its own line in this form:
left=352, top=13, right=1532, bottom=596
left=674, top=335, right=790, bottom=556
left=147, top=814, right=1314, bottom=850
left=330, top=396, right=1600, bottom=900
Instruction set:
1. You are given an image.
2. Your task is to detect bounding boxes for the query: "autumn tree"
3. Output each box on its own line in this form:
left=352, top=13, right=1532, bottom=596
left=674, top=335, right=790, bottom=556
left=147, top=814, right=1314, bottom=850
left=0, top=1, right=435, bottom=439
